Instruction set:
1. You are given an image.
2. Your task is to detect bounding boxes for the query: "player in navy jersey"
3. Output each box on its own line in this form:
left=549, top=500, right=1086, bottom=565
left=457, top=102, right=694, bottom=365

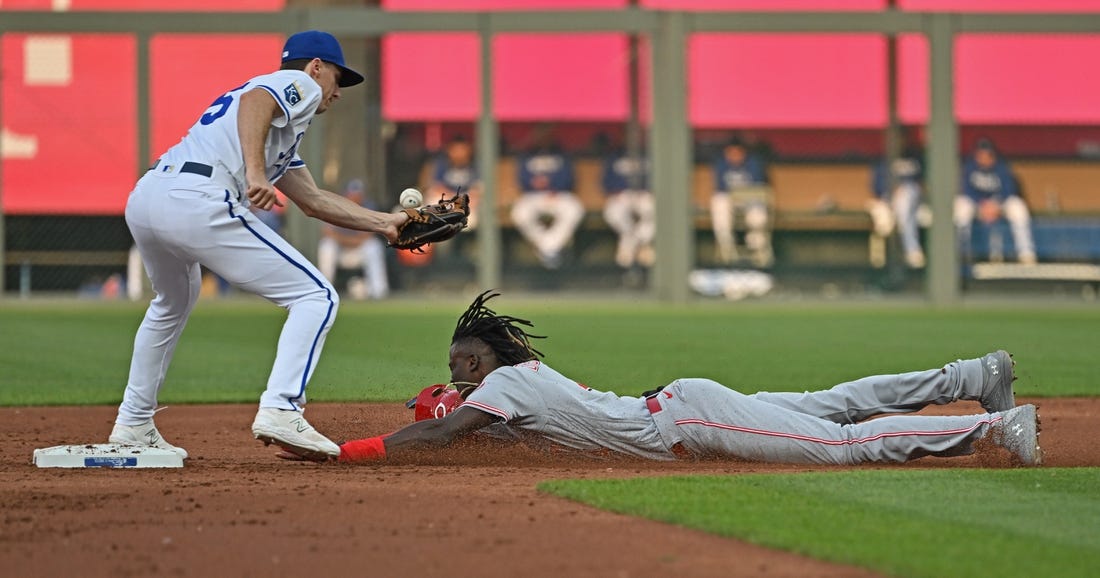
left=711, top=138, right=772, bottom=267
left=510, top=131, right=583, bottom=269
left=955, top=138, right=1036, bottom=264
left=429, top=136, right=481, bottom=230
left=869, top=147, right=926, bottom=269
left=601, top=147, right=655, bottom=271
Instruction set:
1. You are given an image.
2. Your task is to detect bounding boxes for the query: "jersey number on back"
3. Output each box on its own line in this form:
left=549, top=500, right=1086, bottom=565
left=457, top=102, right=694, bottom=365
left=199, top=82, right=249, bottom=126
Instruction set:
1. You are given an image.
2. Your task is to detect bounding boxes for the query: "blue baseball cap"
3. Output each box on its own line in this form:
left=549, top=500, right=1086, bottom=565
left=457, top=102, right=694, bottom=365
left=282, top=30, right=364, bottom=88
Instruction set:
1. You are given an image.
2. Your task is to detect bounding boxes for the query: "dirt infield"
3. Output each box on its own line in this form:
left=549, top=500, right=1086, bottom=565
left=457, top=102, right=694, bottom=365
left=2, top=398, right=1096, bottom=578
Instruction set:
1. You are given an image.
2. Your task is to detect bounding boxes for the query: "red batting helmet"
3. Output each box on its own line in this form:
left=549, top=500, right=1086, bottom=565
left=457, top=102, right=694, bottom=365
left=406, top=384, right=464, bottom=421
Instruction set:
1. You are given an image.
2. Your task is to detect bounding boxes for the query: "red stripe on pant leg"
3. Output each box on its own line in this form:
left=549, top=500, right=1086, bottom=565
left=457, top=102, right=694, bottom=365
left=672, top=415, right=1001, bottom=447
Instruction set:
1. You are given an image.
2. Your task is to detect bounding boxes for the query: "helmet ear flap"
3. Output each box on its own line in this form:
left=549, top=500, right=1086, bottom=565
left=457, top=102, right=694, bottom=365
left=435, top=388, right=464, bottom=418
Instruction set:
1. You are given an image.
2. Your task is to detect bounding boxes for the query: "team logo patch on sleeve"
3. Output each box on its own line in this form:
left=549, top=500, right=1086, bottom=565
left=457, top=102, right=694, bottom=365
left=283, top=82, right=303, bottom=106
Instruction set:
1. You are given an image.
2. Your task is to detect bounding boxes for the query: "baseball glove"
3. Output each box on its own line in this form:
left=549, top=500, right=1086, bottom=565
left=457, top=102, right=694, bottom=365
left=390, top=191, right=470, bottom=253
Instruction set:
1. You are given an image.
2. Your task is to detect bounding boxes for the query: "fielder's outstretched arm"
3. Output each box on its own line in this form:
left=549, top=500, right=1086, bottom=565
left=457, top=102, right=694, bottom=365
left=277, top=168, right=407, bottom=241
left=235, top=86, right=407, bottom=238
left=340, top=406, right=498, bottom=462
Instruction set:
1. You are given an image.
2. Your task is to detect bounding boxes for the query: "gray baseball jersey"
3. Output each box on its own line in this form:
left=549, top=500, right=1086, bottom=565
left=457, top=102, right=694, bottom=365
left=462, top=356, right=1007, bottom=465
left=463, top=361, right=670, bottom=459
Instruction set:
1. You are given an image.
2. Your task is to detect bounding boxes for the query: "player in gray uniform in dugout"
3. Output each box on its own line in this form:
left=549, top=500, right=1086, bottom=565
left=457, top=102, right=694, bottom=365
left=338, top=292, right=1040, bottom=467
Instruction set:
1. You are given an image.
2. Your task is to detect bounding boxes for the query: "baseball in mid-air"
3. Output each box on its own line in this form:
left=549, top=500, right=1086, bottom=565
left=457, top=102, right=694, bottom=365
left=399, top=187, right=423, bottom=208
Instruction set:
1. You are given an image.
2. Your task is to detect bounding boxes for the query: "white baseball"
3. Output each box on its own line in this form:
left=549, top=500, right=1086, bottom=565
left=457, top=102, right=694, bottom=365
left=400, top=187, right=423, bottom=208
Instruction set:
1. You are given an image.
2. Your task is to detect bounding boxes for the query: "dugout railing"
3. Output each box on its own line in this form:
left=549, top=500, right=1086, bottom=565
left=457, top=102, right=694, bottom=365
left=5, top=8, right=1100, bottom=302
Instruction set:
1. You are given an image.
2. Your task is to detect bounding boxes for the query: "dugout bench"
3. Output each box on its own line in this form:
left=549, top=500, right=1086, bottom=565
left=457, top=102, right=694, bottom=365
left=419, top=157, right=1100, bottom=274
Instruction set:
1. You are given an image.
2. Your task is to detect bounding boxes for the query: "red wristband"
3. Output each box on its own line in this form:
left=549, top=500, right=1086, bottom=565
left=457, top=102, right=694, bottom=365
left=339, top=436, right=387, bottom=462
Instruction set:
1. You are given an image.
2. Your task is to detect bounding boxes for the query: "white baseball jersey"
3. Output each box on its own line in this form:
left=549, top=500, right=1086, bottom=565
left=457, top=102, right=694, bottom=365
left=462, top=360, right=672, bottom=459
left=158, top=69, right=321, bottom=195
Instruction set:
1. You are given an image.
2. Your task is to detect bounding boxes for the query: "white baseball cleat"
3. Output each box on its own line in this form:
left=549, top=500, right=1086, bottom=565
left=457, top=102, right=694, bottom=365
left=991, top=404, right=1042, bottom=467
left=252, top=408, right=340, bottom=462
left=979, top=350, right=1017, bottom=414
left=109, top=419, right=189, bottom=459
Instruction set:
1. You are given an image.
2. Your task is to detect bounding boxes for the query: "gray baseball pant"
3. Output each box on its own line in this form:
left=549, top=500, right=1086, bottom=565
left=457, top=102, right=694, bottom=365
left=649, top=358, right=1003, bottom=465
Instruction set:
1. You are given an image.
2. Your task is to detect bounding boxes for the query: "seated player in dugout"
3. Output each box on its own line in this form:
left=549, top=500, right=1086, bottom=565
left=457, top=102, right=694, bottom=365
left=711, top=137, right=773, bottom=267
left=955, top=138, right=1037, bottom=265
left=428, top=135, right=481, bottom=230
left=510, top=128, right=583, bottom=270
left=334, top=292, right=1040, bottom=467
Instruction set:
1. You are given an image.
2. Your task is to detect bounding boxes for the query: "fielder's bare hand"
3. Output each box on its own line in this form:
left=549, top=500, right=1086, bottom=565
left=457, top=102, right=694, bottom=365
left=978, top=199, right=1002, bottom=225
left=246, top=176, right=284, bottom=211
left=380, top=211, right=411, bottom=245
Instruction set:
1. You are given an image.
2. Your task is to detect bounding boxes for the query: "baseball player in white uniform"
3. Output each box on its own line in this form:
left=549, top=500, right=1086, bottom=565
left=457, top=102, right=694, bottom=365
left=338, top=292, right=1040, bottom=467
left=110, top=31, right=409, bottom=462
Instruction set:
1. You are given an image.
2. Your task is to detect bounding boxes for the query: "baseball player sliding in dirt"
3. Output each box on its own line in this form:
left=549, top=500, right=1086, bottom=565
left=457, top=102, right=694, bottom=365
left=337, top=292, right=1041, bottom=467
left=110, top=31, right=411, bottom=462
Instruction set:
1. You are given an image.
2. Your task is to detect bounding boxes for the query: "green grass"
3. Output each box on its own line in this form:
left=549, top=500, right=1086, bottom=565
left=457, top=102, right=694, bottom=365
left=4, top=297, right=1098, bottom=576
left=1, top=297, right=1098, bottom=405
left=540, top=468, right=1100, bottom=578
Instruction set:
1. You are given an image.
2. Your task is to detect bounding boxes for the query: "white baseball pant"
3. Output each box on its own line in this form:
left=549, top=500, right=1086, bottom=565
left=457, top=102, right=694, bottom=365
left=602, top=190, right=656, bottom=268
left=118, top=169, right=338, bottom=425
left=510, top=191, right=585, bottom=261
left=711, top=192, right=770, bottom=263
left=317, top=236, right=389, bottom=299
left=869, top=182, right=924, bottom=260
left=954, top=195, right=1036, bottom=262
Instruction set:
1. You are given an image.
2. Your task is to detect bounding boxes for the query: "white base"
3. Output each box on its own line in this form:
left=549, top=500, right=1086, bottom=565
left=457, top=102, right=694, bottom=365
left=33, top=444, right=184, bottom=468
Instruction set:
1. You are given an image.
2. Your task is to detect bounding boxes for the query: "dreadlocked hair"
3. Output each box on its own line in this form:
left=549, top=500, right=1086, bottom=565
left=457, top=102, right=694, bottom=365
left=452, top=291, right=544, bottom=366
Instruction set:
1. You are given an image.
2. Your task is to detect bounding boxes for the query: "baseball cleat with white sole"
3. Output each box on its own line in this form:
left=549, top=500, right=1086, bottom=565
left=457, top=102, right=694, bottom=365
left=979, top=350, right=1016, bottom=414
left=992, top=403, right=1042, bottom=467
left=109, top=419, right=189, bottom=459
left=252, top=408, right=340, bottom=462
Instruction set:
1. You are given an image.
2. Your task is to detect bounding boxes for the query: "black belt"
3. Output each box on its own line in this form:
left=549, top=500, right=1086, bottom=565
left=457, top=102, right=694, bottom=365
left=645, top=391, right=691, bottom=458
left=149, top=160, right=214, bottom=178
